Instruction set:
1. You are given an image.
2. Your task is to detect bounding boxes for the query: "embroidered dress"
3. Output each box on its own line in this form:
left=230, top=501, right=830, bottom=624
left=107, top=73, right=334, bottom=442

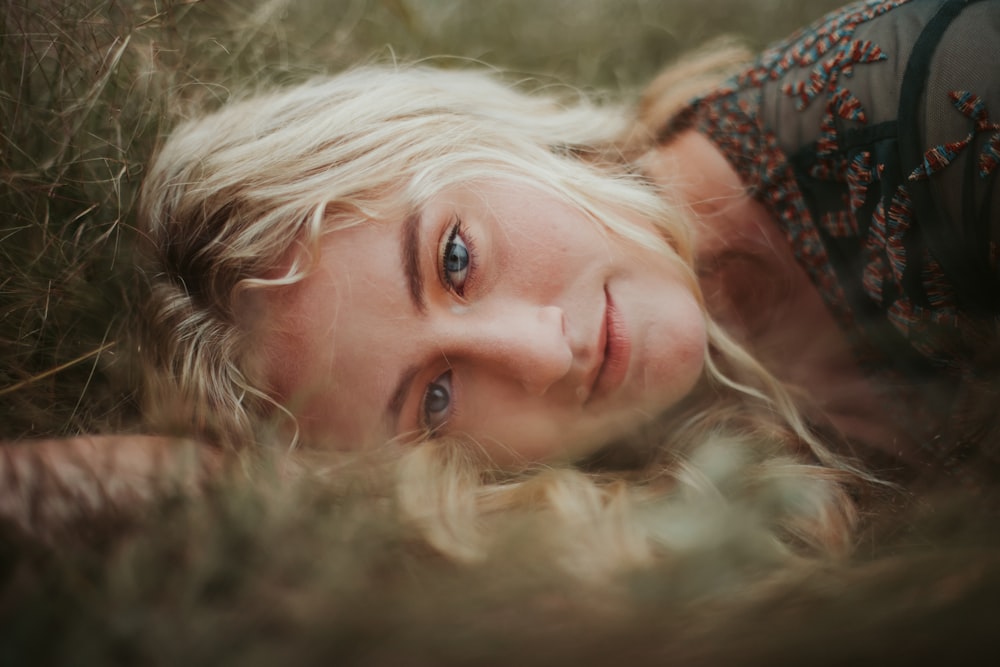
left=669, top=0, right=1000, bottom=467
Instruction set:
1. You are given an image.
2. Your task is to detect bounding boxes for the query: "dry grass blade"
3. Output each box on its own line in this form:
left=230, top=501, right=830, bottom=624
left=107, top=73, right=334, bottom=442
left=0, top=341, right=115, bottom=398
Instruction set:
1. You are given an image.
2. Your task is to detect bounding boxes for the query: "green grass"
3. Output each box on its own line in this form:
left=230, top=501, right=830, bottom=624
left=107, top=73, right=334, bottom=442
left=0, top=0, right=845, bottom=439
left=3, top=3, right=1000, bottom=663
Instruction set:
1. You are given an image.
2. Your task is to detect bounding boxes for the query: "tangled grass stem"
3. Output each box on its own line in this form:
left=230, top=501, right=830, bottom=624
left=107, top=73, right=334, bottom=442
left=0, top=341, right=116, bottom=398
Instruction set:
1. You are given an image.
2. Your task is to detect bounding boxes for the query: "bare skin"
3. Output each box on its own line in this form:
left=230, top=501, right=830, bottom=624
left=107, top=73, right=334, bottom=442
left=0, top=435, right=218, bottom=534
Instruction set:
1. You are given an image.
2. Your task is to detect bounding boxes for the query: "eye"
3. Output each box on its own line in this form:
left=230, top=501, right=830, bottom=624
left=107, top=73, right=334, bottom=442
left=421, top=371, right=453, bottom=433
left=441, top=220, right=471, bottom=296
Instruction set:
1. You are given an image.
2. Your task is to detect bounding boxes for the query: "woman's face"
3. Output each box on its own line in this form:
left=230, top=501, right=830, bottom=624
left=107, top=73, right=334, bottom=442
left=263, top=179, right=706, bottom=465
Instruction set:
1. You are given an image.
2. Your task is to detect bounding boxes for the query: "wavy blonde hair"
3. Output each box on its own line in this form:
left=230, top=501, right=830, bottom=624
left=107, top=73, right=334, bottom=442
left=139, top=59, right=866, bottom=580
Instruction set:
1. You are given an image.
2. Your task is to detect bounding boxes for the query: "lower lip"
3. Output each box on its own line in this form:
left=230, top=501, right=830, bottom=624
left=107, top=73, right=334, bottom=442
left=590, top=287, right=631, bottom=402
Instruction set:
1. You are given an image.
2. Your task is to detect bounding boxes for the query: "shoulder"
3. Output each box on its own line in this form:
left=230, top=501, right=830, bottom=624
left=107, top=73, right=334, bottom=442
left=663, top=1, right=955, bottom=184
left=900, top=0, right=1000, bottom=314
left=902, top=0, right=1000, bottom=186
left=743, top=0, right=963, bottom=156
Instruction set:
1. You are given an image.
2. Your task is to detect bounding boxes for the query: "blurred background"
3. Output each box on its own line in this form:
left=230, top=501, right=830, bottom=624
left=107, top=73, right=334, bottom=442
left=5, top=5, right=1000, bottom=666
left=1, top=0, right=844, bottom=439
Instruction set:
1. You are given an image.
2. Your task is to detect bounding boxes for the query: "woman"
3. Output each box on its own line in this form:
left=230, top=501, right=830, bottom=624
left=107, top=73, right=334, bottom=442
left=7, top=0, right=998, bottom=573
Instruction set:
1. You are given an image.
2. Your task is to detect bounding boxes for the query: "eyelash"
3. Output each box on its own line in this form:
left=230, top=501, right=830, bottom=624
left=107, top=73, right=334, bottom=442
left=421, top=370, right=460, bottom=435
left=439, top=217, right=476, bottom=297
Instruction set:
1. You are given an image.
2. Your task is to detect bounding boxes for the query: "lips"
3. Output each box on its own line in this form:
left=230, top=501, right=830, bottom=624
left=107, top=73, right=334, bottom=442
left=587, top=286, right=631, bottom=403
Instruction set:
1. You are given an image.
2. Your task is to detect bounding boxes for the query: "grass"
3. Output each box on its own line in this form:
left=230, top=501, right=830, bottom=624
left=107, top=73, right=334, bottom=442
left=1, top=0, right=846, bottom=439
left=6, top=2, right=1000, bottom=665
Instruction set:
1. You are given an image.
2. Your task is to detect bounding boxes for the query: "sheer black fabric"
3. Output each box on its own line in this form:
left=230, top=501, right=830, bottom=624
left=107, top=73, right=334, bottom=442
left=669, top=0, right=1000, bottom=469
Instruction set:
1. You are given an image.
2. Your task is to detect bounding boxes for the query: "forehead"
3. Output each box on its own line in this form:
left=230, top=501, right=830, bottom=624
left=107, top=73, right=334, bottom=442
left=260, top=214, right=411, bottom=449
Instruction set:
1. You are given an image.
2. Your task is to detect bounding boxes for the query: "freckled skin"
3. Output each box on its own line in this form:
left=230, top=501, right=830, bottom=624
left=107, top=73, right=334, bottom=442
left=263, top=179, right=707, bottom=465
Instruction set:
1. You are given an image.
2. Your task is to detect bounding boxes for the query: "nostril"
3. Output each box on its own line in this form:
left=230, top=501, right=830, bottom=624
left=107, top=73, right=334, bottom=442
left=540, top=305, right=566, bottom=334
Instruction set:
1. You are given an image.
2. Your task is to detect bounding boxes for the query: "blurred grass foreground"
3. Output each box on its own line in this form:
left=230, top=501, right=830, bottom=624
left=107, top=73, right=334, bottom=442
left=5, top=2, right=1000, bottom=666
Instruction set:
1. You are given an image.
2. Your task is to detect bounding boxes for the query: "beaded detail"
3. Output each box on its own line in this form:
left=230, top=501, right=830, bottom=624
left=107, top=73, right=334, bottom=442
left=669, top=0, right=1000, bottom=460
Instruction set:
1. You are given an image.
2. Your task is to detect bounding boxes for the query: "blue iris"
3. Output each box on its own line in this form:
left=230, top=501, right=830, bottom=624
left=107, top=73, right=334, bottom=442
left=425, top=383, right=450, bottom=414
left=445, top=238, right=468, bottom=273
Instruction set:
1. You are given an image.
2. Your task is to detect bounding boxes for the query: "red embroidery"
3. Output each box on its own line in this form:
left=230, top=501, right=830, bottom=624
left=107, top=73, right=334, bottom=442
left=910, top=91, right=1000, bottom=180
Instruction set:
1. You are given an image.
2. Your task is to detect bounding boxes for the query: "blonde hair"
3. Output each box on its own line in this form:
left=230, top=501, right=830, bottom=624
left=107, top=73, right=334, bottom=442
left=139, top=61, right=866, bottom=580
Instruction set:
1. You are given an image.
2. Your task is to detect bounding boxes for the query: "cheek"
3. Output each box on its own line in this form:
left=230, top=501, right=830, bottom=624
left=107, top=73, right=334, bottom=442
left=641, top=289, right=707, bottom=405
left=470, top=414, right=592, bottom=466
left=452, top=382, right=584, bottom=465
left=508, top=221, right=591, bottom=285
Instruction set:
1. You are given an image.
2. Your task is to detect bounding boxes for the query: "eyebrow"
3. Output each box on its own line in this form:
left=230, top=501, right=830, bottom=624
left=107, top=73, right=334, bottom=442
left=387, top=363, right=421, bottom=433
left=386, top=210, right=428, bottom=432
left=401, top=210, right=426, bottom=314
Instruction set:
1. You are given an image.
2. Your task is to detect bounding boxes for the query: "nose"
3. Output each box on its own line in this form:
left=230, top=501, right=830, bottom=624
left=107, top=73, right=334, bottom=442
left=441, top=302, right=573, bottom=396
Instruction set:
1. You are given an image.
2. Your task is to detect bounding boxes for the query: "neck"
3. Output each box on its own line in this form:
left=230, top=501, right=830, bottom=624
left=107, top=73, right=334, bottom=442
left=639, top=131, right=923, bottom=472
left=638, top=130, right=789, bottom=337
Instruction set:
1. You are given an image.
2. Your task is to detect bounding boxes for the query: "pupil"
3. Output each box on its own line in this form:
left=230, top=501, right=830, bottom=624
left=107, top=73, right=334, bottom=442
left=446, top=242, right=468, bottom=272
left=426, top=384, right=450, bottom=413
